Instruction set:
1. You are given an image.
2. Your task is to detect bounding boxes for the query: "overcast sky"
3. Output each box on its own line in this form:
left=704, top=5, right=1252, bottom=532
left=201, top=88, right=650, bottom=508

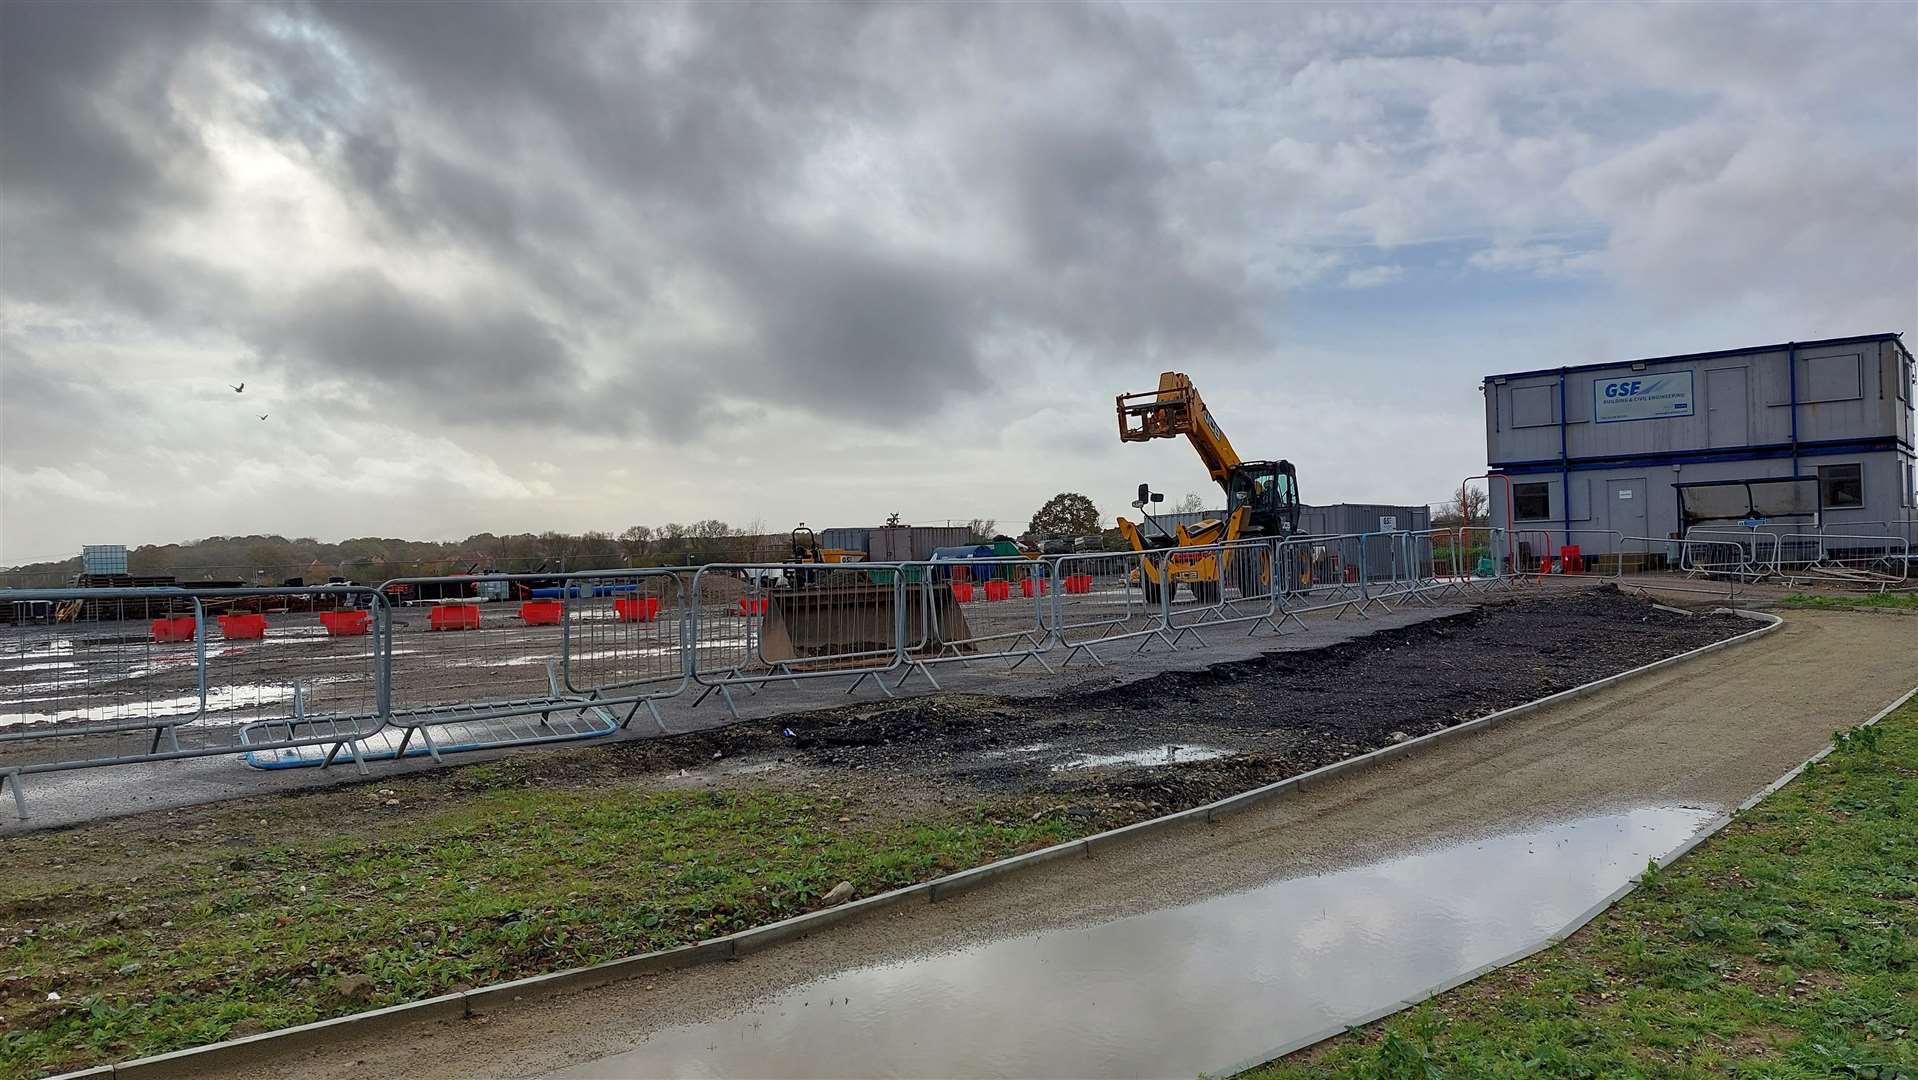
left=2, top=0, right=1913, bottom=564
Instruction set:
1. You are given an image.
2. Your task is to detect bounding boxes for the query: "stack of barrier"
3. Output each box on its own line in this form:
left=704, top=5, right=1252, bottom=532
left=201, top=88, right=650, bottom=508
left=1781, top=532, right=1910, bottom=590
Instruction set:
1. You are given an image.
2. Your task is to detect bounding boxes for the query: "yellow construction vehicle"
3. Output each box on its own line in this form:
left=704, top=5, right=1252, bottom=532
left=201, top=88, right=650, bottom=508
left=1114, top=372, right=1302, bottom=603
left=790, top=525, right=865, bottom=565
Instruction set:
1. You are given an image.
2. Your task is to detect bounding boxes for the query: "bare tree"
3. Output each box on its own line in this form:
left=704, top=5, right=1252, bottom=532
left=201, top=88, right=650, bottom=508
left=1432, top=483, right=1489, bottom=528
left=618, top=524, right=654, bottom=562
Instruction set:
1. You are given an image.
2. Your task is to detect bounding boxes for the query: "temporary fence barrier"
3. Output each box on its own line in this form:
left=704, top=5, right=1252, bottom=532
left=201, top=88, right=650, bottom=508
left=1456, top=527, right=1513, bottom=587
left=1682, top=528, right=1782, bottom=580
left=1275, top=533, right=1373, bottom=619
left=1780, top=533, right=1911, bottom=590
left=1161, top=537, right=1283, bottom=644
left=687, top=562, right=911, bottom=717
left=1405, top=529, right=1461, bottom=596
left=893, top=557, right=1056, bottom=686
left=1047, top=548, right=1178, bottom=665
left=0, top=586, right=390, bottom=818
left=3, top=534, right=1736, bottom=819
left=271, top=570, right=694, bottom=769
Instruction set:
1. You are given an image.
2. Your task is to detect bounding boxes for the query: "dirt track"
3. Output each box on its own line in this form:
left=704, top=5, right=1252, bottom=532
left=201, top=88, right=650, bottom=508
left=199, top=608, right=1918, bottom=1080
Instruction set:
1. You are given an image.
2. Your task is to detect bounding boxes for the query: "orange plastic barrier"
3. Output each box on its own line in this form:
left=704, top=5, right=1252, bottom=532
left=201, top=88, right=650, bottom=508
left=615, top=597, right=661, bottom=623
left=983, top=580, right=1011, bottom=601
left=739, top=597, right=767, bottom=616
left=951, top=582, right=974, bottom=603
left=1064, top=574, right=1093, bottom=594
left=151, top=616, right=198, bottom=643
left=430, top=604, right=481, bottom=631
left=520, top=601, right=564, bottom=625
left=320, top=610, right=370, bottom=637
left=217, top=613, right=267, bottom=640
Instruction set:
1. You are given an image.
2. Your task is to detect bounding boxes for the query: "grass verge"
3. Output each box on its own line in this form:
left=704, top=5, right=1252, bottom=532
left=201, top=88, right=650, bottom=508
left=1246, top=697, right=1918, bottom=1079
left=0, top=765, right=1085, bottom=1078
left=1781, top=592, right=1918, bottom=613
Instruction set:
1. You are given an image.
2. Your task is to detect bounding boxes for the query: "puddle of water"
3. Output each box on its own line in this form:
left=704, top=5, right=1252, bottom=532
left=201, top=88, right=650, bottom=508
left=0, top=683, right=299, bottom=728
left=546, top=806, right=1717, bottom=1080
left=1053, top=744, right=1232, bottom=771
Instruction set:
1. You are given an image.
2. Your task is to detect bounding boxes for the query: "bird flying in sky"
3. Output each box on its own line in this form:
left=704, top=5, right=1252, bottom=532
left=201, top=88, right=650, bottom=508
left=257, top=414, right=268, bottom=421
left=230, top=382, right=245, bottom=393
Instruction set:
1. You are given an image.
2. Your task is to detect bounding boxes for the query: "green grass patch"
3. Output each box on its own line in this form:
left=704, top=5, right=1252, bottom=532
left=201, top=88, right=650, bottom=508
left=0, top=780, right=1084, bottom=1078
left=1246, top=698, right=1918, bottom=1079
left=1781, top=592, right=1918, bottom=612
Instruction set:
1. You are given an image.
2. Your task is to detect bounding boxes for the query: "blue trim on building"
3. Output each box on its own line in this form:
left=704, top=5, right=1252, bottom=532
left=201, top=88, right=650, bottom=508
left=1489, top=436, right=1905, bottom=477
left=1481, top=332, right=1908, bottom=384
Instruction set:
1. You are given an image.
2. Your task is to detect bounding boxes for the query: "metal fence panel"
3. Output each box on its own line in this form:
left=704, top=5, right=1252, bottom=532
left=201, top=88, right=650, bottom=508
left=0, top=586, right=391, bottom=818
left=688, top=562, right=910, bottom=716
left=1048, top=549, right=1176, bottom=664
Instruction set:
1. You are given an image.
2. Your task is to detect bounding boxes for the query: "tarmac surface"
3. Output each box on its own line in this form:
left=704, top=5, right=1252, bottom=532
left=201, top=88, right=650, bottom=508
left=195, top=608, right=1918, bottom=1079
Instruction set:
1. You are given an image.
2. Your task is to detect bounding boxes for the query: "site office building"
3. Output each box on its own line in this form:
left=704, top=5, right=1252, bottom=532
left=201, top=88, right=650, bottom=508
left=1482, top=334, right=1917, bottom=555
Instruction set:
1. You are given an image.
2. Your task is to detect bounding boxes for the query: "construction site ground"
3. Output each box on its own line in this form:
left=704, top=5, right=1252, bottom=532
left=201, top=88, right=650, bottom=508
left=4, top=596, right=1479, bottom=831
left=171, top=605, right=1918, bottom=1080
left=2, top=588, right=1781, bottom=1076
left=0, top=583, right=1741, bottom=828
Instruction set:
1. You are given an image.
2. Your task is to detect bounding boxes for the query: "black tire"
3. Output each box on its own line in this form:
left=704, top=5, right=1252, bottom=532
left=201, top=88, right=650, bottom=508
left=1191, top=580, right=1220, bottom=605
left=1229, top=552, right=1267, bottom=598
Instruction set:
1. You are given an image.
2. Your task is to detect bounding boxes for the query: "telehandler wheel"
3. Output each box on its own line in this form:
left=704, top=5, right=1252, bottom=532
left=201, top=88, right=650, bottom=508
left=1143, top=578, right=1175, bottom=607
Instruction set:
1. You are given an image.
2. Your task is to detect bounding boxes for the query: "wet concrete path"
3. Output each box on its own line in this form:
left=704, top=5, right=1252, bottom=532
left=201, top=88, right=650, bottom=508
left=205, top=610, right=1918, bottom=1080
left=548, top=807, right=1716, bottom=1079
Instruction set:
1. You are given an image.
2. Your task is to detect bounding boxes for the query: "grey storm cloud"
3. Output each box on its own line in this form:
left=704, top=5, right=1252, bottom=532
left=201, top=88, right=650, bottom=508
left=2, top=0, right=1254, bottom=437
left=254, top=270, right=584, bottom=419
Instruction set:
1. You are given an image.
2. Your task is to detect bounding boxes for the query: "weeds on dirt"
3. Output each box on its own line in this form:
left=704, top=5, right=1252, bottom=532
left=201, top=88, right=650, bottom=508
left=0, top=782, right=1082, bottom=1078
left=1782, top=593, right=1918, bottom=613
left=1245, top=701, right=1918, bottom=1079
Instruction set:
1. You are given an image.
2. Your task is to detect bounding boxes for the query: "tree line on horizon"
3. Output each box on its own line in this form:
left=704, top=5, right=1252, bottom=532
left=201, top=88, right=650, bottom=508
left=2, top=518, right=1008, bottom=585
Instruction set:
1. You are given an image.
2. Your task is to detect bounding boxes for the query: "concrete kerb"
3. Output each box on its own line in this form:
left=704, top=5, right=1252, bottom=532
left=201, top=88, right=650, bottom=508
left=1254, top=674, right=1918, bottom=1073
left=108, top=994, right=469, bottom=1080
left=54, top=609, right=1789, bottom=1080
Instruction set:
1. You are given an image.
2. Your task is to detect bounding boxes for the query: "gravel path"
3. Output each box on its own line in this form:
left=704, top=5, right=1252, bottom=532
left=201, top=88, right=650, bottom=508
left=196, top=608, right=1918, bottom=1080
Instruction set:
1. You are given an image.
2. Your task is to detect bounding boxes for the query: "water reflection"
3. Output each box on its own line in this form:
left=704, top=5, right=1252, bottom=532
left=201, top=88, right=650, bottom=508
left=548, top=806, right=1715, bottom=1080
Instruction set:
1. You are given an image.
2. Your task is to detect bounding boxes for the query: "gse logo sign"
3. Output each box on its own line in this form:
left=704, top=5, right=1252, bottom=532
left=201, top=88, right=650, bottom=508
left=1594, top=370, right=1694, bottom=423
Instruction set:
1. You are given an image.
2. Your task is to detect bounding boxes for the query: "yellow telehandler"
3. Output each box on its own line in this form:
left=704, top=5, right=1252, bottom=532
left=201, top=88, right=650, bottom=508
left=1114, top=372, right=1302, bottom=604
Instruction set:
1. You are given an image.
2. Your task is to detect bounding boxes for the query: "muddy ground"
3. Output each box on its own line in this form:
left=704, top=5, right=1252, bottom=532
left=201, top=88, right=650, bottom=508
left=514, top=589, right=1747, bottom=818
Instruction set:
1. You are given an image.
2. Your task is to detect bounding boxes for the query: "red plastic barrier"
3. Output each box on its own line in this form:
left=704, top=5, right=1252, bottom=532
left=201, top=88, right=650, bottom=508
left=320, top=610, right=370, bottom=637
left=983, top=580, right=1011, bottom=602
left=1020, top=578, right=1049, bottom=598
left=151, top=616, right=198, bottom=643
left=615, top=597, right=661, bottom=623
left=951, top=582, right=974, bottom=603
left=520, top=600, right=564, bottom=625
left=1559, top=545, right=1584, bottom=574
left=738, top=597, right=767, bottom=616
left=1064, top=574, right=1093, bottom=594
left=431, top=604, right=482, bottom=631
left=217, top=613, right=267, bottom=640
